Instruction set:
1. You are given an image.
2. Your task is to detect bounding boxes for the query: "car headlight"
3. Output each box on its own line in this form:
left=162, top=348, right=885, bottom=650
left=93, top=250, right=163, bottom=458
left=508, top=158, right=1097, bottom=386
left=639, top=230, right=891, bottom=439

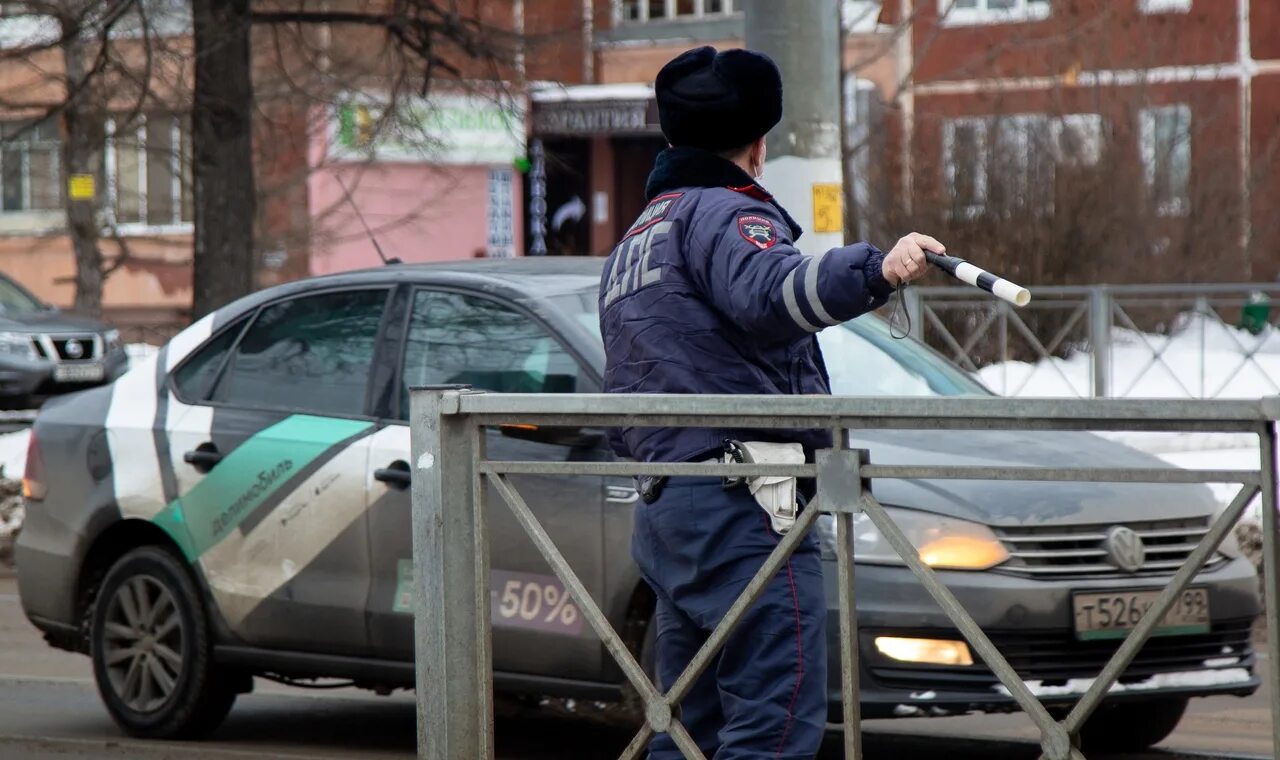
left=0, top=331, right=37, bottom=359
left=816, top=507, right=1010, bottom=571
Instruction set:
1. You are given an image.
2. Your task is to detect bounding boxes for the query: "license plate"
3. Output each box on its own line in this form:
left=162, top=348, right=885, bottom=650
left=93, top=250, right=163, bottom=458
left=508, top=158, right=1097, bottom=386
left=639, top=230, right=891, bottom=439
left=54, top=363, right=105, bottom=383
left=1072, top=588, right=1210, bottom=641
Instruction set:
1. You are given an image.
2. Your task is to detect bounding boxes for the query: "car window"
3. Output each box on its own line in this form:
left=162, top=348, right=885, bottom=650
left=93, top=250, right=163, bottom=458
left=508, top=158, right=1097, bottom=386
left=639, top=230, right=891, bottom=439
left=212, top=289, right=388, bottom=417
left=820, top=317, right=990, bottom=397
left=555, top=285, right=989, bottom=397
left=0, top=275, right=42, bottom=315
left=171, top=318, right=247, bottom=402
left=399, top=290, right=581, bottom=419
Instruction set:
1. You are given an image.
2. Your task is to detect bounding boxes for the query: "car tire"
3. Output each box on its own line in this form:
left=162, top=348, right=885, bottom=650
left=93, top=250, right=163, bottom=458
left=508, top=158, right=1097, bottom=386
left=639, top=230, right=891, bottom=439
left=1077, top=697, right=1188, bottom=752
left=90, top=546, right=238, bottom=739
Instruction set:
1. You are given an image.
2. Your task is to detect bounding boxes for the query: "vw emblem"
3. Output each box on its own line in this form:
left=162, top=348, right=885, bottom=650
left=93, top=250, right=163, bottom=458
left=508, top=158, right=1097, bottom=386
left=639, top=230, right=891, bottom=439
left=1104, top=526, right=1146, bottom=573
left=64, top=339, right=84, bottom=359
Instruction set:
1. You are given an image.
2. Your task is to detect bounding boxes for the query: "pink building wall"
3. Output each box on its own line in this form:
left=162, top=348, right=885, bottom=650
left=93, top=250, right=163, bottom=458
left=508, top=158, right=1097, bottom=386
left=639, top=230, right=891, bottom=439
left=307, top=117, right=524, bottom=275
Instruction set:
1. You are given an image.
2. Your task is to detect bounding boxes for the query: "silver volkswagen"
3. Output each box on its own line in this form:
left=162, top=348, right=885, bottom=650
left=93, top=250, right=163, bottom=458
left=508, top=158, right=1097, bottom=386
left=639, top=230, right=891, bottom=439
left=16, top=259, right=1259, bottom=752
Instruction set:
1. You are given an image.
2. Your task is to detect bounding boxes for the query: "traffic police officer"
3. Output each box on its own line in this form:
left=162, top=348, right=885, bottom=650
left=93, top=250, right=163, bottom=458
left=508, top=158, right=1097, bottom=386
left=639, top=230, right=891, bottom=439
left=599, top=46, right=944, bottom=759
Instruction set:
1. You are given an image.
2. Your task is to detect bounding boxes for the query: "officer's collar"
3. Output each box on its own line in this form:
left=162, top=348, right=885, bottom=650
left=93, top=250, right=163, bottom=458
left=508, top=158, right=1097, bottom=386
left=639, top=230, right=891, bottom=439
left=644, top=147, right=804, bottom=241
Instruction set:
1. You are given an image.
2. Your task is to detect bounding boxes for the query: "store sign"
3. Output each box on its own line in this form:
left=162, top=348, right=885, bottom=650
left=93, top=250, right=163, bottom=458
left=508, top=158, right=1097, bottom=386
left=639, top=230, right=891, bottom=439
left=528, top=140, right=548, bottom=256
left=532, top=101, right=658, bottom=136
left=331, top=92, right=526, bottom=166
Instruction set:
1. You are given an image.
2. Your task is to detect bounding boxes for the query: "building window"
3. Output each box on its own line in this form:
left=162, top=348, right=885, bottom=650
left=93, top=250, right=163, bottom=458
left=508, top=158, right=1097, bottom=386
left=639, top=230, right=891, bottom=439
left=487, top=168, right=515, bottom=258
left=1051, top=113, right=1104, bottom=166
left=943, top=119, right=989, bottom=218
left=1140, top=104, right=1191, bottom=216
left=105, top=113, right=193, bottom=230
left=0, top=121, right=60, bottom=213
left=844, top=76, right=877, bottom=223
left=940, top=0, right=1050, bottom=26
left=944, top=113, right=1069, bottom=217
left=1140, top=0, right=1190, bottom=12
left=616, top=0, right=735, bottom=23
left=993, top=114, right=1055, bottom=212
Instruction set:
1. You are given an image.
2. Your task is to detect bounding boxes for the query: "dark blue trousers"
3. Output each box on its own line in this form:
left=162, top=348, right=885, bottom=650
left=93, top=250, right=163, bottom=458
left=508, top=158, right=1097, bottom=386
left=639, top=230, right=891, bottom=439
left=631, top=479, right=828, bottom=760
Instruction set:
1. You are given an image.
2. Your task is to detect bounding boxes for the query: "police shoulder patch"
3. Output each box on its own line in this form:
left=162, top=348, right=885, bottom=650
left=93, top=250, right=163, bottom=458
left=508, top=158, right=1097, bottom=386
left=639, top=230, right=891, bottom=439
left=737, top=215, right=777, bottom=250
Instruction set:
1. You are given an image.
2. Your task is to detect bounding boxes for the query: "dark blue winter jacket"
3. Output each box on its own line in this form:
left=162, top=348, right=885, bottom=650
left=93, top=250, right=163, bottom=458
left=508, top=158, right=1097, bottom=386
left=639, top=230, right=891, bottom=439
left=599, top=147, right=894, bottom=463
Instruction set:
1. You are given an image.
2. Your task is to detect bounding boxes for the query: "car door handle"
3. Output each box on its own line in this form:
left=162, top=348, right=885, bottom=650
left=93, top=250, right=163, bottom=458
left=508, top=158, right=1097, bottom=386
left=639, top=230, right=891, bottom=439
left=606, top=485, right=639, bottom=504
left=183, top=446, right=222, bottom=472
left=374, top=461, right=412, bottom=490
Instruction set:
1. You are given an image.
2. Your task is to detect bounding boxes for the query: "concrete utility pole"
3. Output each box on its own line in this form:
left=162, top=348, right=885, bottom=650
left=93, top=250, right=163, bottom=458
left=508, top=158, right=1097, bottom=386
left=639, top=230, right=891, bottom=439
left=743, top=0, right=845, bottom=257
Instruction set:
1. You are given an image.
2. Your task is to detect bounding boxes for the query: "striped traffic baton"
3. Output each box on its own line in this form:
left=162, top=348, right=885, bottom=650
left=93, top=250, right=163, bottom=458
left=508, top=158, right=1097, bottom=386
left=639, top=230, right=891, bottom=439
left=925, top=252, right=1031, bottom=307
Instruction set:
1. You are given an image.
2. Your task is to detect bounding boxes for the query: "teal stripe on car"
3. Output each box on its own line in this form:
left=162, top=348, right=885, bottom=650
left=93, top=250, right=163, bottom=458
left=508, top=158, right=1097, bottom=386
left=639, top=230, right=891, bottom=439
left=152, top=414, right=375, bottom=561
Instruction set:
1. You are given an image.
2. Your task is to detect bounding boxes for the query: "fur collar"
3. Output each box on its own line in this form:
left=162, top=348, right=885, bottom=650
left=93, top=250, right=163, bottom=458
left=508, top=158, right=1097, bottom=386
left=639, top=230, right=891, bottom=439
left=643, top=147, right=804, bottom=241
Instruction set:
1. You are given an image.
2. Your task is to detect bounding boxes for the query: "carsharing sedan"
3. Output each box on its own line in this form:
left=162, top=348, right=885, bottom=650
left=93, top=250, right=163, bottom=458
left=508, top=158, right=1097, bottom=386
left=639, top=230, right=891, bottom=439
left=16, top=258, right=1258, bottom=752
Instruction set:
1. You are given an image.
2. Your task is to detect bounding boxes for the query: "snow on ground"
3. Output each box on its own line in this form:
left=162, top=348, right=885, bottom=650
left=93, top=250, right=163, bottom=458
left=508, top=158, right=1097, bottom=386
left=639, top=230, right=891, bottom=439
left=127, top=342, right=160, bottom=366
left=977, top=312, right=1280, bottom=399
left=0, top=343, right=156, bottom=484
left=994, top=667, right=1253, bottom=699
left=0, top=429, right=29, bottom=482
left=972, top=312, right=1276, bottom=523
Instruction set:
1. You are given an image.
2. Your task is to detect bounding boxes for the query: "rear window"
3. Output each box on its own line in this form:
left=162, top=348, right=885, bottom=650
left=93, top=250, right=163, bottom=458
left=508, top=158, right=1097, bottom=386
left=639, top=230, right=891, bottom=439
left=210, top=289, right=389, bottom=417
left=171, top=319, right=246, bottom=402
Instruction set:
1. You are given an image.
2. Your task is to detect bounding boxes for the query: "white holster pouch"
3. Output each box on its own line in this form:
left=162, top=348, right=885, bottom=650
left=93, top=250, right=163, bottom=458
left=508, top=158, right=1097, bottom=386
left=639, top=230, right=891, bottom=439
left=725, top=441, right=805, bottom=534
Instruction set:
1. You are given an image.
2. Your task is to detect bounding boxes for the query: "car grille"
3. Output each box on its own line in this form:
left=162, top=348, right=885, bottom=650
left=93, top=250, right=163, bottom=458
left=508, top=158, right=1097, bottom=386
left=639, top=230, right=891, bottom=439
left=993, top=516, right=1228, bottom=578
left=869, top=619, right=1255, bottom=694
left=32, top=334, right=101, bottom=361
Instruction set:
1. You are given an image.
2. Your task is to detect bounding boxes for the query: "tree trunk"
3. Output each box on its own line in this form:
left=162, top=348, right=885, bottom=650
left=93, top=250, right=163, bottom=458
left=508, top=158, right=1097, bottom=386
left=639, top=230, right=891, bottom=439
left=60, top=19, right=106, bottom=318
left=191, top=0, right=255, bottom=318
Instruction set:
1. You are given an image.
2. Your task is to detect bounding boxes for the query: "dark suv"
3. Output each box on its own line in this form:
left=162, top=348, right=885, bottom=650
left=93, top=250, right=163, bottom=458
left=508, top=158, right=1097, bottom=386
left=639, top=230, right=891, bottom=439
left=0, top=272, right=128, bottom=407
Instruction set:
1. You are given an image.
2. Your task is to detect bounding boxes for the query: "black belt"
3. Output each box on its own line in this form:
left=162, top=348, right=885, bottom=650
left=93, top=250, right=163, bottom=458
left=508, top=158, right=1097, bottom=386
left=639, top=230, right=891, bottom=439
left=634, top=442, right=748, bottom=505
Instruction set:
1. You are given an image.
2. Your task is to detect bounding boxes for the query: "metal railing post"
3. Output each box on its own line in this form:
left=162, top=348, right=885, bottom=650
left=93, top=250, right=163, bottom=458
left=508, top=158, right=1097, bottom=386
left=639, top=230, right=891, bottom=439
left=1260, top=420, right=1280, bottom=758
left=824, top=429, right=865, bottom=752
left=1088, top=287, right=1112, bottom=398
left=834, top=450, right=865, bottom=757
left=1195, top=295, right=1210, bottom=398
left=411, top=387, right=493, bottom=760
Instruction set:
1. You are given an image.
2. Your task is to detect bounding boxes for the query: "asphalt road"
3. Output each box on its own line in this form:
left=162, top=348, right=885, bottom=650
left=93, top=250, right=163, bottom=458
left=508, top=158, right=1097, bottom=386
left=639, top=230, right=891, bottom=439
left=0, top=572, right=1272, bottom=760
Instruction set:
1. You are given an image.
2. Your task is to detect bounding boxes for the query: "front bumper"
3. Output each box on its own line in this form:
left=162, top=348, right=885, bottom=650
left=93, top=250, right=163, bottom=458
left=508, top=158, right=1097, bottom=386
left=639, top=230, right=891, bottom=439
left=0, top=348, right=127, bottom=399
left=822, top=556, right=1262, bottom=719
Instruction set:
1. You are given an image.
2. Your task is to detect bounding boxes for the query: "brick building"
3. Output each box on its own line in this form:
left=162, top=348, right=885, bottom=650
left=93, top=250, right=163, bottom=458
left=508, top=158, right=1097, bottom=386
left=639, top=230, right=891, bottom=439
left=529, top=0, right=895, bottom=256
left=0, top=1, right=892, bottom=331
left=0, top=2, right=546, bottom=329
left=878, top=0, right=1280, bottom=283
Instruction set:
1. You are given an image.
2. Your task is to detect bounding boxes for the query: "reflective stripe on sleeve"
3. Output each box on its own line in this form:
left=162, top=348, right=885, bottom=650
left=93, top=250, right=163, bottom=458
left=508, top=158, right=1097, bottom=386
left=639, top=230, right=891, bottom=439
left=803, top=249, right=842, bottom=327
left=781, top=260, right=822, bottom=333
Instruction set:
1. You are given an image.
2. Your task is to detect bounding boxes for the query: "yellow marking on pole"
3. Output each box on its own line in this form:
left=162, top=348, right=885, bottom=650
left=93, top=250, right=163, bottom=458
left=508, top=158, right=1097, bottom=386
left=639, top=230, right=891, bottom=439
left=67, top=174, right=95, bottom=201
left=812, top=183, right=842, bottom=234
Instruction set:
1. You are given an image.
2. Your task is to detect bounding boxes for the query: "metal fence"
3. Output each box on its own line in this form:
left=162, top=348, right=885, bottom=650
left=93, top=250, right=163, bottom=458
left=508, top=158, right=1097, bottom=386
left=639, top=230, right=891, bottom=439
left=409, top=389, right=1280, bottom=760
left=905, top=283, right=1280, bottom=399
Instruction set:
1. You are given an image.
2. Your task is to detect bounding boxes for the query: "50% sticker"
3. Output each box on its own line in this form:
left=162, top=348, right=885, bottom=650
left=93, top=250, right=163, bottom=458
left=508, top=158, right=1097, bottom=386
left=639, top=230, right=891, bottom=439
left=498, top=580, right=580, bottom=627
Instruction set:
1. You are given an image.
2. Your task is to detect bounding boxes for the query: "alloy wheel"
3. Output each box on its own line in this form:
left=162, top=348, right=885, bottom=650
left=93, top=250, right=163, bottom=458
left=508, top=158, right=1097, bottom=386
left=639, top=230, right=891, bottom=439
left=101, top=575, right=185, bottom=713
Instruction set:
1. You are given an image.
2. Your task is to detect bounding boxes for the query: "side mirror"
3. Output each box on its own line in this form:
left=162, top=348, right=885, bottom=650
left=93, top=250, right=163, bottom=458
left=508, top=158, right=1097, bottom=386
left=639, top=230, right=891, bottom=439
left=498, top=424, right=604, bottom=449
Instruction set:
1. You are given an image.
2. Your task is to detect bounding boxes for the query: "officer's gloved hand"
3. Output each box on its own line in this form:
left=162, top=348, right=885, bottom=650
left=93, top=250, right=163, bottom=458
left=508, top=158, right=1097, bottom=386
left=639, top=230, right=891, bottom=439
left=882, top=232, right=947, bottom=287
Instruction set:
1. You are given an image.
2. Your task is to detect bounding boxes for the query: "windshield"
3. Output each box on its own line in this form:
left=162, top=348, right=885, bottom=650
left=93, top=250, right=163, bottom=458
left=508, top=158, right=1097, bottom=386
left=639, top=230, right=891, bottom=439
left=556, top=289, right=990, bottom=398
left=0, top=276, right=42, bottom=314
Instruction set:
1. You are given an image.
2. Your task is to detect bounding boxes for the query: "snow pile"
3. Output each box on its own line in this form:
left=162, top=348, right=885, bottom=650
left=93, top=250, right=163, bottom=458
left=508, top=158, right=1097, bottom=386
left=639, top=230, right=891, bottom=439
left=994, top=667, right=1253, bottom=699
left=127, top=342, right=160, bottom=368
left=0, top=463, right=23, bottom=568
left=0, top=429, right=28, bottom=481
left=0, top=430, right=29, bottom=567
left=976, top=311, right=1280, bottom=399
left=969, top=312, right=1275, bottom=524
